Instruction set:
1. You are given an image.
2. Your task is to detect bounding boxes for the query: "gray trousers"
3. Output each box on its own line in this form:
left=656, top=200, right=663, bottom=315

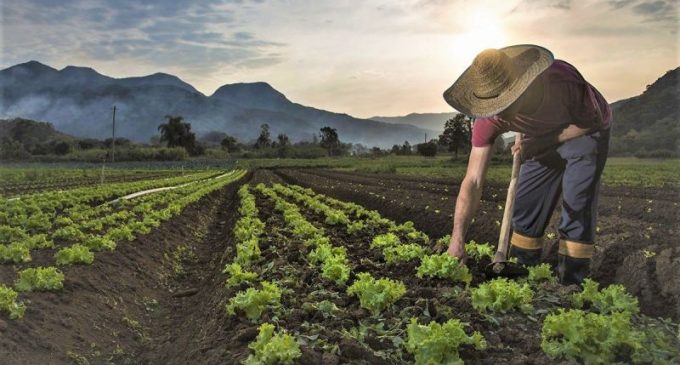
left=509, top=129, right=610, bottom=285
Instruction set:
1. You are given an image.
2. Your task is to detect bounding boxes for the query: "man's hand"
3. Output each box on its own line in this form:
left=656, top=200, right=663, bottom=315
left=446, top=237, right=468, bottom=265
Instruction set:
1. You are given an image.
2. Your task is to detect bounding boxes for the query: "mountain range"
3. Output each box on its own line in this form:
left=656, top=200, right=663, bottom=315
left=371, top=112, right=454, bottom=132
left=0, top=61, right=439, bottom=148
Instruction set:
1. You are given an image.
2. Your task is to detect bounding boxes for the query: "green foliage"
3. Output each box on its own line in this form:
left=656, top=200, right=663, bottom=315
left=371, top=232, right=401, bottom=249
left=0, top=225, right=28, bottom=244
left=105, top=226, right=135, bottom=242
left=0, top=242, right=31, bottom=263
left=52, top=226, right=86, bottom=242
left=55, top=244, right=95, bottom=265
left=465, top=240, right=494, bottom=261
left=244, top=323, right=301, bottom=365
left=324, top=210, right=349, bottom=225
left=527, top=263, right=556, bottom=284
left=14, top=266, right=64, bottom=292
left=223, top=263, right=258, bottom=288
left=226, top=281, right=282, bottom=321
left=320, top=255, right=351, bottom=285
left=383, top=244, right=426, bottom=264
left=347, top=273, right=406, bottom=315
left=82, top=235, right=116, bottom=251
left=471, top=278, right=534, bottom=314
left=308, top=243, right=345, bottom=265
left=235, top=238, right=261, bottom=265
left=0, top=285, right=25, bottom=319
left=406, top=318, right=486, bottom=365
left=346, top=221, right=365, bottom=234
left=23, top=234, right=54, bottom=249
left=572, top=279, right=639, bottom=315
left=416, top=254, right=471, bottom=285
left=541, top=309, right=657, bottom=364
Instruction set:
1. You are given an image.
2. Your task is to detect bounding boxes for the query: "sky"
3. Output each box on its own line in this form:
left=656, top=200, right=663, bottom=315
left=1, top=0, right=678, bottom=119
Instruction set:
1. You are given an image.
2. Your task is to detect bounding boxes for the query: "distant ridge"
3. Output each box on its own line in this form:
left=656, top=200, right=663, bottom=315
left=0, top=61, right=436, bottom=148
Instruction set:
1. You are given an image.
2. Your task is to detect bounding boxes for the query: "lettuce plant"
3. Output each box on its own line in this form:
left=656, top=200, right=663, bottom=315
left=55, top=244, right=95, bottom=265
left=471, top=278, right=534, bottom=314
left=541, top=309, right=645, bottom=364
left=320, top=255, right=351, bottom=285
left=14, top=266, right=65, bottom=292
left=223, top=263, right=258, bottom=288
left=226, top=281, right=282, bottom=321
left=465, top=240, right=495, bottom=261
left=571, top=279, right=639, bottom=315
left=0, top=285, right=25, bottom=319
left=406, top=318, right=486, bottom=365
left=347, top=273, right=406, bottom=315
left=371, top=233, right=401, bottom=249
left=383, top=244, right=426, bottom=264
left=0, top=242, right=31, bottom=264
left=416, top=254, right=471, bottom=285
left=244, top=323, right=301, bottom=365
left=527, top=263, right=557, bottom=284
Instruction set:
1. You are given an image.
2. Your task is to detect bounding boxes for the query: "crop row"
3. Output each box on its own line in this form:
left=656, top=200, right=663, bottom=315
left=0, top=170, right=246, bottom=320
left=223, top=182, right=679, bottom=365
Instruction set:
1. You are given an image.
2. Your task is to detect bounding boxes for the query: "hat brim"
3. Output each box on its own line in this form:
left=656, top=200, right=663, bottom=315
left=443, top=44, right=554, bottom=118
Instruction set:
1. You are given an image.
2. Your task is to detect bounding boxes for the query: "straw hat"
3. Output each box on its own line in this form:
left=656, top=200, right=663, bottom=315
left=443, top=44, right=554, bottom=118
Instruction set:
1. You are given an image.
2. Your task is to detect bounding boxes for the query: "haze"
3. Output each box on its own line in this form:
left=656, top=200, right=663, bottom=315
left=1, top=0, right=678, bottom=118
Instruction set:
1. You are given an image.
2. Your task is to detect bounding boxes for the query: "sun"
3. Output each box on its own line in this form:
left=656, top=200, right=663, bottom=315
left=451, top=10, right=508, bottom=64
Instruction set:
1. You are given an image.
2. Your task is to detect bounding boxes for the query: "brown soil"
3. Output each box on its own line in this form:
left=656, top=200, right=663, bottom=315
left=1, top=168, right=677, bottom=365
left=274, top=168, right=680, bottom=320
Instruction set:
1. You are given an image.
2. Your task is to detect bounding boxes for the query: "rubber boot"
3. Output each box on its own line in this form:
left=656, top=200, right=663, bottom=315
left=557, top=255, right=590, bottom=285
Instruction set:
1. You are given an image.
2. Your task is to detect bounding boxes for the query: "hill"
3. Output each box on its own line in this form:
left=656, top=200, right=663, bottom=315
left=0, top=61, right=436, bottom=148
left=609, top=67, right=679, bottom=157
left=370, top=112, right=454, bottom=132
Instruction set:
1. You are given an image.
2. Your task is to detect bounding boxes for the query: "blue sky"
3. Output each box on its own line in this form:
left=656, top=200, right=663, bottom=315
left=1, top=0, right=678, bottom=117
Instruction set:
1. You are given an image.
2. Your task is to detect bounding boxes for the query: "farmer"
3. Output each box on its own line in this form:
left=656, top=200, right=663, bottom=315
left=442, top=44, right=612, bottom=285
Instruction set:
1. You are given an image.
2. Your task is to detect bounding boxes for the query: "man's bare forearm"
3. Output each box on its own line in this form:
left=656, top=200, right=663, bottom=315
left=451, top=179, right=482, bottom=246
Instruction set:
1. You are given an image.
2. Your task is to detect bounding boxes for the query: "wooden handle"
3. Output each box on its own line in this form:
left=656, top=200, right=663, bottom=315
left=495, top=133, right=523, bottom=260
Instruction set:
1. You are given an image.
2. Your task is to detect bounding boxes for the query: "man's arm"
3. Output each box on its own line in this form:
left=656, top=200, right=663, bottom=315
left=514, top=123, right=599, bottom=159
left=447, top=144, right=493, bottom=261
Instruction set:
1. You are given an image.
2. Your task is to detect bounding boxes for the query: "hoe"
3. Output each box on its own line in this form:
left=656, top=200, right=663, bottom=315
left=488, top=133, right=528, bottom=277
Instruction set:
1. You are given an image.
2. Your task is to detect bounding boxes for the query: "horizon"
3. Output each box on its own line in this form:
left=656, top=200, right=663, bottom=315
left=2, top=0, right=678, bottom=119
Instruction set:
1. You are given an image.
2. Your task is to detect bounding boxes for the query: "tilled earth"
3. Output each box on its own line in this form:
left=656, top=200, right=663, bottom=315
left=1, top=168, right=678, bottom=365
left=273, top=168, right=680, bottom=320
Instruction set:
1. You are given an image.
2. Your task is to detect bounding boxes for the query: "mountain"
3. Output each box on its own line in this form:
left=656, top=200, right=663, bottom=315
left=609, top=67, right=679, bottom=156
left=370, top=112, right=456, bottom=132
left=0, top=61, right=436, bottom=148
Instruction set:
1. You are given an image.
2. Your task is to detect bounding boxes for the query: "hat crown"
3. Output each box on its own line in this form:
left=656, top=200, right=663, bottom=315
left=471, top=49, right=518, bottom=99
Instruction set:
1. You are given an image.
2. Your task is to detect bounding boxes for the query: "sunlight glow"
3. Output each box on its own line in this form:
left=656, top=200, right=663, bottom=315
left=451, top=10, right=508, bottom=65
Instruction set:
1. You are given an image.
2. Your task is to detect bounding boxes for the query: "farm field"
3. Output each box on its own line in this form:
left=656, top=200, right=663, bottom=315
left=0, top=167, right=678, bottom=364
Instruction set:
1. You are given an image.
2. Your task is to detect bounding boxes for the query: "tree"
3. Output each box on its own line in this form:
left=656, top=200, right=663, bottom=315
left=390, top=144, right=400, bottom=154
left=221, top=135, right=240, bottom=152
left=254, top=123, right=271, bottom=149
left=277, top=133, right=290, bottom=147
left=416, top=141, right=437, bottom=157
left=400, top=141, right=412, bottom=155
left=319, top=126, right=340, bottom=156
left=157, top=115, right=202, bottom=155
left=438, top=113, right=471, bottom=160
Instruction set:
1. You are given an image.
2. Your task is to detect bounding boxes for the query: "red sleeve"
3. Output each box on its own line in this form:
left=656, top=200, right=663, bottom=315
left=471, top=117, right=506, bottom=147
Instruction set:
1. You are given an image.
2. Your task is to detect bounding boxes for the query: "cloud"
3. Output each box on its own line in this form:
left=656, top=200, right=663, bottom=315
left=632, top=0, right=677, bottom=22
left=2, top=0, right=284, bottom=75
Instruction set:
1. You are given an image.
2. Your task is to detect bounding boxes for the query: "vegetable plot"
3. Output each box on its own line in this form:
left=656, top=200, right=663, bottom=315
left=0, top=169, right=246, bottom=317
left=219, top=181, right=680, bottom=364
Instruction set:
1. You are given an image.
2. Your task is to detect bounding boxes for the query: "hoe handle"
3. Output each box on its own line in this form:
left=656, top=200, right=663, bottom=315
left=493, top=133, right=523, bottom=264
